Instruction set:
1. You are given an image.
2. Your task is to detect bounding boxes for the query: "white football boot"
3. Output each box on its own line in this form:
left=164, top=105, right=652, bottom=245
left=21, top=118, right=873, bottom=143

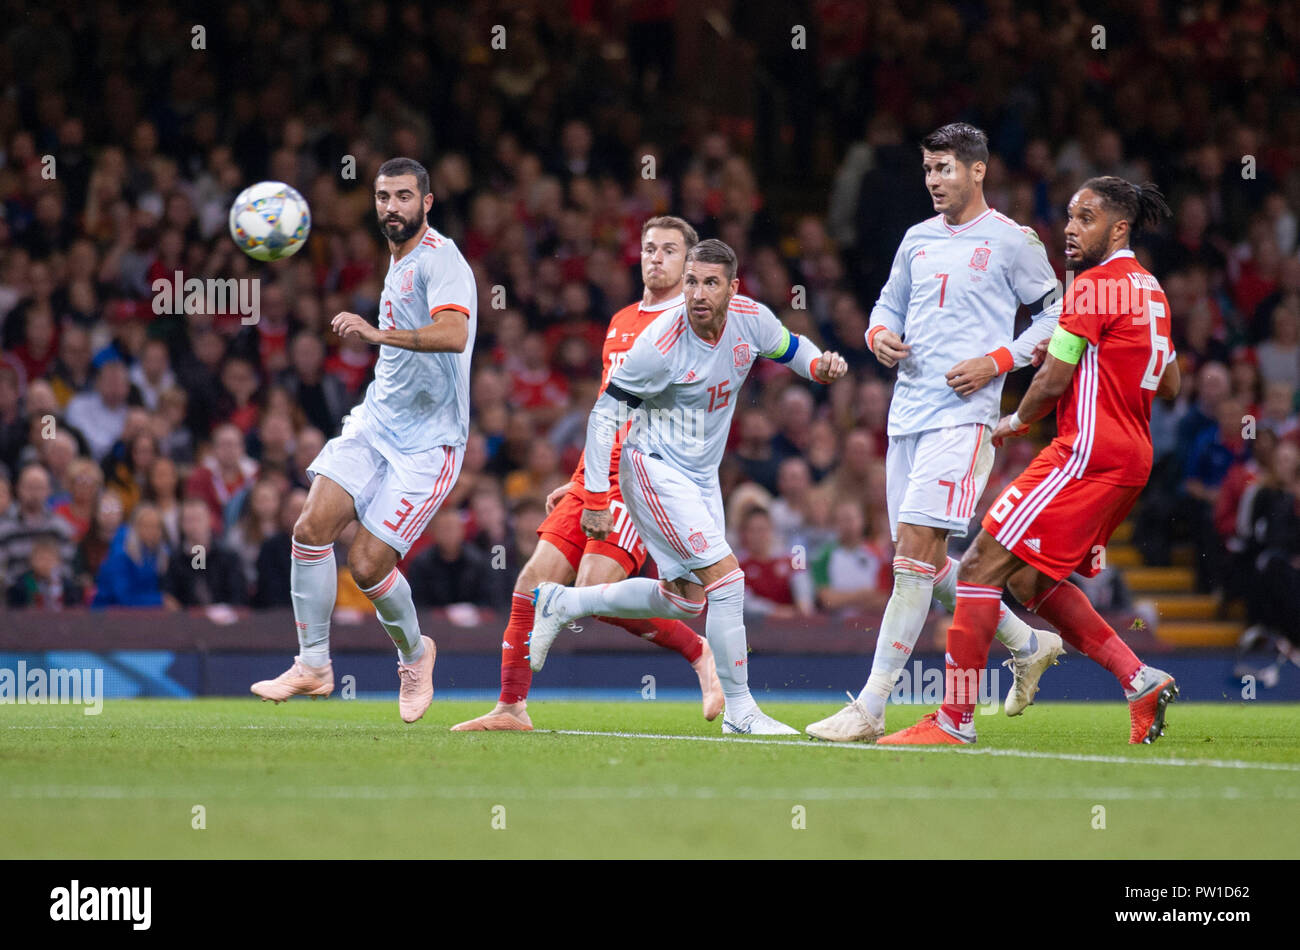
left=722, top=709, right=800, bottom=736
left=1002, top=629, right=1065, bottom=716
left=527, top=582, right=578, bottom=672
left=805, top=692, right=885, bottom=742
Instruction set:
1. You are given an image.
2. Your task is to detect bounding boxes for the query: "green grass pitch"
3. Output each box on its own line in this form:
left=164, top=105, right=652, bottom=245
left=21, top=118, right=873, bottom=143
left=3, top=699, right=1298, bottom=859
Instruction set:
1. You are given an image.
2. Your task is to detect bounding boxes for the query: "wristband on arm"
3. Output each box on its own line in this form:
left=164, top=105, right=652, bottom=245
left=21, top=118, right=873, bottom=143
left=986, top=347, right=1014, bottom=374
left=580, top=487, right=609, bottom=511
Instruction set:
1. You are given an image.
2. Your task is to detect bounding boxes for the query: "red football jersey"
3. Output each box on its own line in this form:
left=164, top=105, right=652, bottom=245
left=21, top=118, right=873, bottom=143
left=571, top=295, right=683, bottom=489
left=1045, top=250, right=1175, bottom=486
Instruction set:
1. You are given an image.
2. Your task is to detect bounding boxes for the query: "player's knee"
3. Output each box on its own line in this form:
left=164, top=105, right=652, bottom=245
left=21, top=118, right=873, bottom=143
left=955, top=534, right=995, bottom=581
left=515, top=557, right=545, bottom=593
left=515, top=548, right=573, bottom=593
left=575, top=555, right=625, bottom=587
left=292, top=510, right=332, bottom=548
left=1005, top=571, right=1037, bottom=605
left=348, top=546, right=390, bottom=590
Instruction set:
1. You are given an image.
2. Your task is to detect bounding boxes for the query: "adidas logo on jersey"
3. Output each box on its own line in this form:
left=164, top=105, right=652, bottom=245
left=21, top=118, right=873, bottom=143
left=1025, top=538, right=1042, bottom=552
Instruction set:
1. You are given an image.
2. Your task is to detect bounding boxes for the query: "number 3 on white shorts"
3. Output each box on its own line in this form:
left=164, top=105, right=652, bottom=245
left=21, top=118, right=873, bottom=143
left=989, top=485, right=1023, bottom=522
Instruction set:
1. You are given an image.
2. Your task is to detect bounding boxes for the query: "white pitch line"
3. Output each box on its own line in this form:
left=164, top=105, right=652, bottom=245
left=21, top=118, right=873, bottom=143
left=7, top=784, right=1299, bottom=802
left=4, top=723, right=1298, bottom=773
left=547, top=729, right=1300, bottom=773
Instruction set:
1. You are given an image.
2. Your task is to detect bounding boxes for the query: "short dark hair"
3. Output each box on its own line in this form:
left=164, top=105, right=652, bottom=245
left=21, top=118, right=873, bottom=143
left=1079, top=177, right=1173, bottom=238
left=686, top=238, right=738, bottom=280
left=921, top=123, right=989, bottom=166
left=376, top=157, right=430, bottom=198
left=641, top=215, right=699, bottom=249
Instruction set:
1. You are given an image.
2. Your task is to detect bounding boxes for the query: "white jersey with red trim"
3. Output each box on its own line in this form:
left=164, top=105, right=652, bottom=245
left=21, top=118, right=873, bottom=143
left=868, top=209, right=1058, bottom=437
left=355, top=226, right=478, bottom=453
left=591, top=294, right=790, bottom=494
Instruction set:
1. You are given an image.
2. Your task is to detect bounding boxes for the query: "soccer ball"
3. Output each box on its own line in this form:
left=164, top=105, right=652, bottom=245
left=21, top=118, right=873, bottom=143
left=228, top=181, right=311, bottom=261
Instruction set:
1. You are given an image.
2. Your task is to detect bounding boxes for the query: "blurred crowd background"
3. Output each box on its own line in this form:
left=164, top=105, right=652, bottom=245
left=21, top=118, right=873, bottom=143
left=1, top=0, right=1298, bottom=640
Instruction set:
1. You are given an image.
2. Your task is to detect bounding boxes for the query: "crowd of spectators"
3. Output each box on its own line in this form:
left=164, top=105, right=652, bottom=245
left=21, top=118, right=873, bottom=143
left=1, top=2, right=1298, bottom=645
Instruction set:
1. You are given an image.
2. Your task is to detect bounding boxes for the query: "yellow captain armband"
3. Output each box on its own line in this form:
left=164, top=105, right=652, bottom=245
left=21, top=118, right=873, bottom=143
left=1047, top=326, right=1086, bottom=365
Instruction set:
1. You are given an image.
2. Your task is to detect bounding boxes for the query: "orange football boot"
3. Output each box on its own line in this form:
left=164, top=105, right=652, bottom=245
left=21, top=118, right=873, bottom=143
left=877, top=711, right=974, bottom=745
left=1127, top=667, right=1178, bottom=744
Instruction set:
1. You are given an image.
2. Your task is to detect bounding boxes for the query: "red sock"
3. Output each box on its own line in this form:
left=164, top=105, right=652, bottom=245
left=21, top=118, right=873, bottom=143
left=600, top=617, right=704, bottom=662
left=499, top=591, right=534, bottom=705
left=940, top=583, right=1002, bottom=728
left=1029, top=580, right=1141, bottom=689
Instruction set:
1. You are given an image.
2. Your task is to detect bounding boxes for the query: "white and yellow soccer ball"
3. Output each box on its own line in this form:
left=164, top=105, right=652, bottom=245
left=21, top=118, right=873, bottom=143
left=228, top=181, right=311, bottom=261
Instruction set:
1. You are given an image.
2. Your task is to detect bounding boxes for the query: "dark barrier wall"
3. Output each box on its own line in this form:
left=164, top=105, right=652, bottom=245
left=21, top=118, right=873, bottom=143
left=7, top=606, right=1288, bottom=701
left=0, top=606, right=1165, bottom=655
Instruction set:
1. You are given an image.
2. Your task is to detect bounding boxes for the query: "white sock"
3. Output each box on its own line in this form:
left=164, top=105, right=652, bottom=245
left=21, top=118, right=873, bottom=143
left=361, top=568, right=424, bottom=664
left=571, top=577, right=705, bottom=621
left=859, top=557, right=936, bottom=719
left=291, top=539, right=336, bottom=667
left=932, top=556, right=1035, bottom=654
left=703, top=569, right=758, bottom=722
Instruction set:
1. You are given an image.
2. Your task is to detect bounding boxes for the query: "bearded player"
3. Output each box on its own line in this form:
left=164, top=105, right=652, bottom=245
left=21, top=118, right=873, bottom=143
left=452, top=217, right=723, bottom=732
left=880, top=177, right=1180, bottom=745
left=251, top=157, right=476, bottom=723
left=807, top=123, right=1063, bottom=743
left=527, top=240, right=849, bottom=735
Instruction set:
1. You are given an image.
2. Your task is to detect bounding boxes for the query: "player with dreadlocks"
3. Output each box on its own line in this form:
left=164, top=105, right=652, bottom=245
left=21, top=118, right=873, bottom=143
left=878, top=177, right=1183, bottom=746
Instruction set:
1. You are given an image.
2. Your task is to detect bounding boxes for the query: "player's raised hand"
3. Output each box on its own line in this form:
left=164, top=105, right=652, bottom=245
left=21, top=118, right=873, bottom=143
left=991, top=412, right=1030, bottom=448
left=1031, top=338, right=1050, bottom=367
left=331, top=311, right=381, bottom=344
left=581, top=507, right=612, bottom=541
left=814, top=351, right=849, bottom=382
left=946, top=356, right=998, bottom=396
left=870, top=329, right=911, bottom=368
left=545, top=481, right=574, bottom=514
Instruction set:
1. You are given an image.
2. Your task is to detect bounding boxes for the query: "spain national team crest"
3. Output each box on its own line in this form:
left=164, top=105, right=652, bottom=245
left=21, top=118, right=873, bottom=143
left=969, top=246, right=991, bottom=271
left=733, top=342, right=752, bottom=369
left=400, top=269, right=415, bottom=294
left=688, top=531, right=709, bottom=554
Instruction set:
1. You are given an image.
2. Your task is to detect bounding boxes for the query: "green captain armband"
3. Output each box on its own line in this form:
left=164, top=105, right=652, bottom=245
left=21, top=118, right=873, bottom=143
left=761, top=326, right=795, bottom=363
left=1047, top=326, right=1086, bottom=365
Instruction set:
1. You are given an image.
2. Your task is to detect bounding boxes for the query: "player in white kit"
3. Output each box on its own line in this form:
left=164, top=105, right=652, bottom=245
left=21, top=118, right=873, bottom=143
left=526, top=240, right=849, bottom=735
left=806, top=123, right=1064, bottom=743
left=251, top=157, right=477, bottom=723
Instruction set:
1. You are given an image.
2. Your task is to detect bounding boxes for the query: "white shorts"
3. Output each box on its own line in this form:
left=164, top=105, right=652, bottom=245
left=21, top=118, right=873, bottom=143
left=308, top=412, right=463, bottom=558
left=619, top=446, right=731, bottom=582
left=885, top=423, right=993, bottom=541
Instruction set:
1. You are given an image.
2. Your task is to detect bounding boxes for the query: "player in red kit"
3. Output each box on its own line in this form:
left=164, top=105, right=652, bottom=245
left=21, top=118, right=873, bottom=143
left=452, top=217, right=723, bottom=731
left=879, top=177, right=1182, bottom=746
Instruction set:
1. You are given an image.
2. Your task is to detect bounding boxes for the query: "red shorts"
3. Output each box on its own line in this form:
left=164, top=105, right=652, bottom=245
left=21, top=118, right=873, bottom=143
left=537, top=484, right=647, bottom=577
left=982, top=451, right=1143, bottom=582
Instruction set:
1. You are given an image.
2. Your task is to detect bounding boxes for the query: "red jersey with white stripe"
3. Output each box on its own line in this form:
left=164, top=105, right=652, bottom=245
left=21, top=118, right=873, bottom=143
left=1045, top=250, right=1174, bottom=486
left=571, top=293, right=683, bottom=490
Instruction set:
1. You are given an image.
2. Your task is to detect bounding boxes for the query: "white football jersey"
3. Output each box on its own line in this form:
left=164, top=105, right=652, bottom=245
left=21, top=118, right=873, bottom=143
left=590, top=295, right=803, bottom=492
left=868, top=209, right=1058, bottom=437
left=355, top=227, right=477, bottom=453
